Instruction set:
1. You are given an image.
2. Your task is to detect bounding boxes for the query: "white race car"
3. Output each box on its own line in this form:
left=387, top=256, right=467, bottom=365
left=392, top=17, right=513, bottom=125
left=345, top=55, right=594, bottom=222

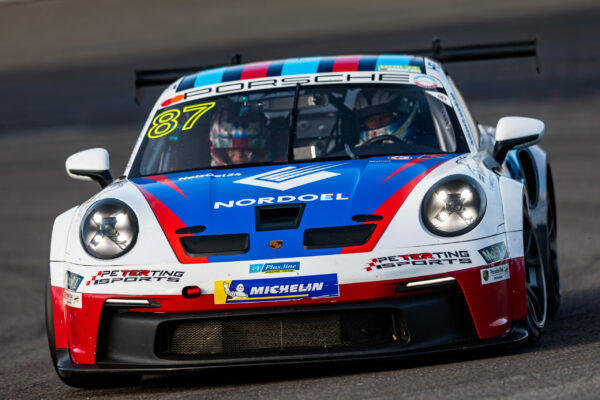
left=46, top=40, right=560, bottom=387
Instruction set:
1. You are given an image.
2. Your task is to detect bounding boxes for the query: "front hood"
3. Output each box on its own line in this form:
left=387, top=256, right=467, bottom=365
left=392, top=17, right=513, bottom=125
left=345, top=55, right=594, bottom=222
left=131, top=154, right=460, bottom=263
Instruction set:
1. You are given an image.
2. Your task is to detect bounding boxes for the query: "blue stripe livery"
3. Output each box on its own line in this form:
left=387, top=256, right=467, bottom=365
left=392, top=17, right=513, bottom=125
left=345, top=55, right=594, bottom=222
left=176, top=55, right=426, bottom=91
left=132, top=155, right=459, bottom=262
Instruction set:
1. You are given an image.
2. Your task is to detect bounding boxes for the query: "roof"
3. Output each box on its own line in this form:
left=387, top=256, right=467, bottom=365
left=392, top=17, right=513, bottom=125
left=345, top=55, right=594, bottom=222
left=176, top=55, right=426, bottom=92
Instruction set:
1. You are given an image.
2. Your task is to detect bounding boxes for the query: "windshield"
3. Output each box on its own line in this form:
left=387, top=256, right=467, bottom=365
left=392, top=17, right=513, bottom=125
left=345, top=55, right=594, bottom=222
left=130, top=84, right=469, bottom=177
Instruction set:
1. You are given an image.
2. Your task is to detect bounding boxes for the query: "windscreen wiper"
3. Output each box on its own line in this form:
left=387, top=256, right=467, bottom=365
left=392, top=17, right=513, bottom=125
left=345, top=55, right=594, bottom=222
left=287, top=83, right=301, bottom=163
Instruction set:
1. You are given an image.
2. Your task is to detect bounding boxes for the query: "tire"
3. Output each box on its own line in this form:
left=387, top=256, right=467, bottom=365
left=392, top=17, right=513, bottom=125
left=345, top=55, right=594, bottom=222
left=523, top=213, right=548, bottom=344
left=545, top=166, right=561, bottom=317
left=45, top=268, right=57, bottom=366
left=45, top=267, right=141, bottom=388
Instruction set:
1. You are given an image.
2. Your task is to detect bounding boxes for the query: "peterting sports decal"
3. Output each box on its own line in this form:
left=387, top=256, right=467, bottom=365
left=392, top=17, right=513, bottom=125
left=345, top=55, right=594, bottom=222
left=234, top=163, right=345, bottom=191
left=366, top=251, right=472, bottom=271
left=480, top=264, right=510, bottom=285
left=250, top=261, right=299, bottom=273
left=214, top=274, right=338, bottom=304
left=85, top=269, right=185, bottom=285
left=478, top=242, right=508, bottom=264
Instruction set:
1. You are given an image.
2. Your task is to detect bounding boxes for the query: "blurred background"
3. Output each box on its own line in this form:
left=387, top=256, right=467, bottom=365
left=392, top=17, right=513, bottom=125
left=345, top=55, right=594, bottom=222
left=1, top=0, right=599, bottom=398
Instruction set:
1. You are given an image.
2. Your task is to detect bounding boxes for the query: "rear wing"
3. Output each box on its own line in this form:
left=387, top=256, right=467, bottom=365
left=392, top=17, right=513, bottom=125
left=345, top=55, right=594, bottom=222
left=403, top=38, right=539, bottom=67
left=134, top=53, right=242, bottom=104
left=134, top=38, right=539, bottom=104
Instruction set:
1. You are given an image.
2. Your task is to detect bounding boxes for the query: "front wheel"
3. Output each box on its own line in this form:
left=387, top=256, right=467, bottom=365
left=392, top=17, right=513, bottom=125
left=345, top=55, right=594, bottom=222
left=545, top=166, right=561, bottom=317
left=523, top=213, right=548, bottom=344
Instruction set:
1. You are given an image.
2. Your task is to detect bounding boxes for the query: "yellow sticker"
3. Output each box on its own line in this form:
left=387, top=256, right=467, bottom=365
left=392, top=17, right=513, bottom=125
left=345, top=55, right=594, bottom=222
left=214, top=280, right=232, bottom=305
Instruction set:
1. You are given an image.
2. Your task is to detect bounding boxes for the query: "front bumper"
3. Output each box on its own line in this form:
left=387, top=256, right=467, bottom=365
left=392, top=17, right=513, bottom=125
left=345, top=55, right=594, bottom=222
left=54, top=271, right=529, bottom=377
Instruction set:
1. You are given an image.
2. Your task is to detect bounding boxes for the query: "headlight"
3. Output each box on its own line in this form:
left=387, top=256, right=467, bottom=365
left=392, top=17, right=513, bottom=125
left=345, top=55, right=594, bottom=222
left=421, top=175, right=486, bottom=237
left=80, top=199, right=138, bottom=259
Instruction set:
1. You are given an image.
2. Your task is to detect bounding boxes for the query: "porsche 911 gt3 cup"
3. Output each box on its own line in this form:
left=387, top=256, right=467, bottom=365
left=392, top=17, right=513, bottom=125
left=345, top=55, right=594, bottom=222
left=46, top=40, right=560, bottom=387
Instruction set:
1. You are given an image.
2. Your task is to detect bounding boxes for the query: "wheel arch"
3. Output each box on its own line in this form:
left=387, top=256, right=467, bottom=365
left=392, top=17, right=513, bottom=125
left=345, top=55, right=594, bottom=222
left=48, top=207, right=78, bottom=354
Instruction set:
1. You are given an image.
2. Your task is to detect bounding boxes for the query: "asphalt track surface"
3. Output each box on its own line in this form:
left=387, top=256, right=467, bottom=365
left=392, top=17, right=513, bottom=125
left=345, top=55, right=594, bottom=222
left=1, top=2, right=600, bottom=399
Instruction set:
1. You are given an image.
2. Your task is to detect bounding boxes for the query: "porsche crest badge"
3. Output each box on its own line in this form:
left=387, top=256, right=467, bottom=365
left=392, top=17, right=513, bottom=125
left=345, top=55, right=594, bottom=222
left=269, top=240, right=283, bottom=249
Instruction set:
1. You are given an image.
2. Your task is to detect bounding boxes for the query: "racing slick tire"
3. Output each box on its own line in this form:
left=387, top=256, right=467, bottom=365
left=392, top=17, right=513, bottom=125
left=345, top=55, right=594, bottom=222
left=545, top=165, right=561, bottom=317
left=45, top=269, right=142, bottom=388
left=523, top=211, right=548, bottom=344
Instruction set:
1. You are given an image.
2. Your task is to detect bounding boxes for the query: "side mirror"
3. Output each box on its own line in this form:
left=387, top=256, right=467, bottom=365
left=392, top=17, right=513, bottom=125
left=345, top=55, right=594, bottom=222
left=65, top=148, right=113, bottom=188
left=493, top=116, right=544, bottom=164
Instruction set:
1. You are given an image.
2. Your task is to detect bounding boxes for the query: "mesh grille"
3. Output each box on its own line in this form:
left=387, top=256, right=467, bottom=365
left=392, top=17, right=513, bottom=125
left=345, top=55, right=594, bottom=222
left=157, top=309, right=405, bottom=358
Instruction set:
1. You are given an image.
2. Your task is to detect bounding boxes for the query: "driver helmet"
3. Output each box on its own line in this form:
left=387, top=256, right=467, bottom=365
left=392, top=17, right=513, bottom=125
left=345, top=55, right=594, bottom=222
left=354, top=89, right=418, bottom=145
left=209, top=109, right=268, bottom=166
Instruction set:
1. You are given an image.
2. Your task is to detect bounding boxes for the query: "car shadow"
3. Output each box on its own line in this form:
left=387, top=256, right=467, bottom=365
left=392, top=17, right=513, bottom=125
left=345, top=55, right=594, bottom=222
left=63, top=285, right=600, bottom=397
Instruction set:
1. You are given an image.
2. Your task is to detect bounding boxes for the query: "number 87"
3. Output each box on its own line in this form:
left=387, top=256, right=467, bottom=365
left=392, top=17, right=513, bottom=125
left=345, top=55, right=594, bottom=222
left=147, top=102, right=215, bottom=139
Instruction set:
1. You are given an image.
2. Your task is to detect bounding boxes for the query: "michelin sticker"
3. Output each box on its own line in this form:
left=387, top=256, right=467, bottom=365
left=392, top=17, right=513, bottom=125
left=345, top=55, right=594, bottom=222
left=64, top=289, right=82, bottom=308
left=214, top=274, right=338, bottom=304
left=480, top=264, right=510, bottom=285
left=250, top=262, right=300, bottom=274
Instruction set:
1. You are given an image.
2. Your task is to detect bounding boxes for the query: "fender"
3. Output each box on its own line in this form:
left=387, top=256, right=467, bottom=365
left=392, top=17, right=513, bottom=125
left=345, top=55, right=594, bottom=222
left=49, top=207, right=78, bottom=350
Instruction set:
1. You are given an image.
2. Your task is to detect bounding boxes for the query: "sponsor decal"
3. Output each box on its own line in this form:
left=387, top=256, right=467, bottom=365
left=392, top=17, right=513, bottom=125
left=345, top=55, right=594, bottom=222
left=85, top=270, right=185, bottom=286
left=366, top=251, right=472, bottom=271
left=183, top=72, right=415, bottom=101
left=177, top=172, right=241, bottom=181
left=214, top=274, right=338, bottom=304
left=388, top=155, right=413, bottom=160
left=448, top=91, right=475, bottom=147
left=425, top=90, right=452, bottom=107
left=213, top=192, right=349, bottom=209
left=426, top=60, right=441, bottom=72
left=250, top=261, right=300, bottom=274
left=478, top=242, right=508, bottom=264
left=377, top=65, right=421, bottom=73
left=65, top=271, right=84, bottom=291
left=235, top=163, right=345, bottom=191
left=413, top=75, right=439, bottom=89
left=480, top=264, right=510, bottom=285
left=64, top=289, right=82, bottom=309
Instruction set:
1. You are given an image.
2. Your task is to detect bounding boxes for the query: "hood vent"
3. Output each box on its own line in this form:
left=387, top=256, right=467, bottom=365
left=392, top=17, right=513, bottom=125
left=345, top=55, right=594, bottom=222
left=180, top=234, right=249, bottom=257
left=255, top=204, right=305, bottom=231
left=303, top=224, right=376, bottom=249
left=175, top=225, right=206, bottom=235
left=351, top=214, right=383, bottom=222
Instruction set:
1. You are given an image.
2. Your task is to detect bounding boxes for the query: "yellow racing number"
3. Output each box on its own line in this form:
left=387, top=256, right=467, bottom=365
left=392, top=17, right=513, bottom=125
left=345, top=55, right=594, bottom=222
left=147, top=109, right=181, bottom=138
left=182, top=102, right=215, bottom=131
left=147, top=102, right=216, bottom=138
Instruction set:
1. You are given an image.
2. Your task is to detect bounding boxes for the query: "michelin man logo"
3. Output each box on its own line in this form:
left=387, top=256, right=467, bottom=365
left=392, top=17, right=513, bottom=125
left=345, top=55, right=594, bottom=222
left=235, top=163, right=345, bottom=191
left=223, top=282, right=248, bottom=298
